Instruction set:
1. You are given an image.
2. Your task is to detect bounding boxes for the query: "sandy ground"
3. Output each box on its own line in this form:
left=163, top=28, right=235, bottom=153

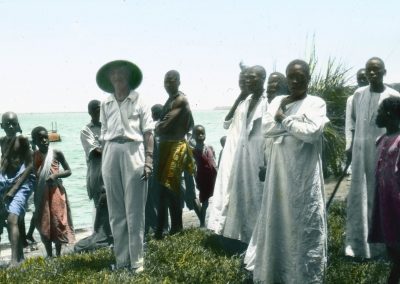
left=0, top=175, right=350, bottom=267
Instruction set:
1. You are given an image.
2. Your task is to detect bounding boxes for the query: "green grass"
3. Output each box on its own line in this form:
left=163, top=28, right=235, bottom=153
left=326, top=202, right=389, bottom=284
left=0, top=202, right=390, bottom=283
left=0, top=229, right=250, bottom=283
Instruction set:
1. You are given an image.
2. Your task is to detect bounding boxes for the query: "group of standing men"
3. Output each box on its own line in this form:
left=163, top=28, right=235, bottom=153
left=208, top=60, right=329, bottom=283
left=81, top=60, right=195, bottom=272
left=207, top=56, right=399, bottom=283
left=81, top=56, right=398, bottom=282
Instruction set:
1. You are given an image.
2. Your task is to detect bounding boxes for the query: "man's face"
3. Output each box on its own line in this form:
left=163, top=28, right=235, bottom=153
left=356, top=70, right=368, bottom=87
left=366, top=59, right=386, bottom=86
left=108, top=66, right=130, bottom=91
left=266, top=74, right=281, bottom=96
left=36, top=130, right=49, bottom=153
left=89, top=105, right=101, bottom=122
left=286, top=64, right=310, bottom=98
left=164, top=74, right=180, bottom=95
left=1, top=114, right=20, bottom=137
left=245, top=69, right=263, bottom=93
left=193, top=127, right=205, bottom=144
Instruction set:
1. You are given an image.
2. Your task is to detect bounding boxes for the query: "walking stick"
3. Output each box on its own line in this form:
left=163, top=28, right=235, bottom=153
left=326, top=161, right=351, bottom=210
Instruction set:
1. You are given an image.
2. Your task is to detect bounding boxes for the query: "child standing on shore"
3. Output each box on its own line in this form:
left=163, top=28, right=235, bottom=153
left=191, top=125, right=217, bottom=227
left=0, top=112, right=35, bottom=266
left=31, top=126, right=74, bottom=257
left=369, top=97, right=400, bottom=283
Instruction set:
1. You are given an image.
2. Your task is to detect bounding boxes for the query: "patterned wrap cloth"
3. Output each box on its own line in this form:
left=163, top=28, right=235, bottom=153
left=157, top=140, right=195, bottom=194
left=34, top=149, right=75, bottom=244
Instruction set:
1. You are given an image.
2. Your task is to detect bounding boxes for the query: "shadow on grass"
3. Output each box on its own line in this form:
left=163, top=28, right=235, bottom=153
left=202, top=233, right=247, bottom=257
left=51, top=248, right=114, bottom=273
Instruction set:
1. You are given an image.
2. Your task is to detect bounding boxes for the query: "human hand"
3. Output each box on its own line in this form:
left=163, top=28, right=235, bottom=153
left=97, top=192, right=107, bottom=207
left=274, top=107, right=286, bottom=123
left=258, top=166, right=266, bottom=182
left=3, top=190, right=15, bottom=203
left=140, top=165, right=152, bottom=181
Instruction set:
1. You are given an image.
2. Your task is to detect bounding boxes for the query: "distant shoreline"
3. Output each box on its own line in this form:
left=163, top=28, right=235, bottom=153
left=18, top=109, right=227, bottom=115
left=213, top=106, right=230, bottom=110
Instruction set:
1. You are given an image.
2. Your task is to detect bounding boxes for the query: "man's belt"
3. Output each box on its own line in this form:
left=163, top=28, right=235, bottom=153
left=109, top=137, right=136, bottom=144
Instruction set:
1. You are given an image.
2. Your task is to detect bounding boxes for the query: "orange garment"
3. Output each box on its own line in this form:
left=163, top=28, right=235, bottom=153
left=33, top=150, right=74, bottom=243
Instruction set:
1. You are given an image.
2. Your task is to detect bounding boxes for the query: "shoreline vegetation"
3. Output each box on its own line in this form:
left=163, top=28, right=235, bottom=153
left=0, top=201, right=389, bottom=283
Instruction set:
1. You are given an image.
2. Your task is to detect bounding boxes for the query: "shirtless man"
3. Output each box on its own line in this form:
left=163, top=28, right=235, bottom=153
left=0, top=112, right=34, bottom=266
left=155, top=70, right=195, bottom=239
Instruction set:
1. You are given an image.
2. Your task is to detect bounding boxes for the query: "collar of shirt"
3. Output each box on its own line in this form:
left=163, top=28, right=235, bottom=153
left=104, top=90, right=139, bottom=104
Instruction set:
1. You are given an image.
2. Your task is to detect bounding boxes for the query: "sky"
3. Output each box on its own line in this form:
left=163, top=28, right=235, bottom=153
left=1, top=0, right=400, bottom=113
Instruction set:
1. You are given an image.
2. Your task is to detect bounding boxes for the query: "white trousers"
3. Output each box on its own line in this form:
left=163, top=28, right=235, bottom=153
left=102, top=141, right=147, bottom=269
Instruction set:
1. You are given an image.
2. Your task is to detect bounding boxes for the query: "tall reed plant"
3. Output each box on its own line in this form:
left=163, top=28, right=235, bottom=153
left=307, top=47, right=355, bottom=176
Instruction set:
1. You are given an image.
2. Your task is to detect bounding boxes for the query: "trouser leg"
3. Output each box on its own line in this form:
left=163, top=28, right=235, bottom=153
left=122, top=142, right=147, bottom=269
left=102, top=142, right=130, bottom=268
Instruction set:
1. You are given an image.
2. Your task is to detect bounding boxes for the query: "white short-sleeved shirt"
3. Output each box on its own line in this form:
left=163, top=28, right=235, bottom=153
left=100, top=90, right=154, bottom=142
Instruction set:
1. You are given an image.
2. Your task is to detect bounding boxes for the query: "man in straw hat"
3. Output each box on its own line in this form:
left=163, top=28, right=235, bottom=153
left=96, top=60, right=154, bottom=272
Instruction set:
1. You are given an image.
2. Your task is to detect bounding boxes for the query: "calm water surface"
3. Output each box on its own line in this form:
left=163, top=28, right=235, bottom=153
left=15, top=110, right=227, bottom=231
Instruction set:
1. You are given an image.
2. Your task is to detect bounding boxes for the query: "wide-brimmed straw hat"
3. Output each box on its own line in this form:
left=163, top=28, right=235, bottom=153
left=96, top=60, right=143, bottom=93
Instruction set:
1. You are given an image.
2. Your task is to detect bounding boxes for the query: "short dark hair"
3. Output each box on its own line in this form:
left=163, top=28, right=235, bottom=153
left=381, top=97, right=400, bottom=119
left=269, top=72, right=288, bottom=95
left=356, top=68, right=366, bottom=75
left=366, top=57, right=385, bottom=69
left=165, top=70, right=180, bottom=81
left=251, top=65, right=266, bottom=80
left=88, top=100, right=101, bottom=114
left=286, top=59, right=310, bottom=78
left=151, top=104, right=164, bottom=120
left=193, top=124, right=205, bottom=133
left=31, top=126, right=47, bottom=144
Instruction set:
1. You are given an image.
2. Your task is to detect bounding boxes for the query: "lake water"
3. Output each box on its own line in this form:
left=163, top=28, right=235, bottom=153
left=15, top=110, right=227, bottom=231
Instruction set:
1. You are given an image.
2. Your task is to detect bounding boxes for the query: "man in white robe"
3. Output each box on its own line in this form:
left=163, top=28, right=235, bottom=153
left=245, top=60, right=329, bottom=283
left=207, top=65, right=266, bottom=244
left=345, top=57, right=400, bottom=259
left=345, top=68, right=368, bottom=152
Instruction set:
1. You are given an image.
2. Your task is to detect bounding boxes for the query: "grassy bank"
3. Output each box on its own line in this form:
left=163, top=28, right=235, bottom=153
left=0, top=202, right=390, bottom=283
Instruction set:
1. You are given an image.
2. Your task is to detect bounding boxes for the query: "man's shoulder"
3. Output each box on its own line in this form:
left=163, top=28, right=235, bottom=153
left=173, top=92, right=190, bottom=107
left=80, top=123, right=90, bottom=131
left=177, top=91, right=189, bottom=102
left=384, top=86, right=400, bottom=96
left=16, top=134, right=29, bottom=142
left=351, top=85, right=368, bottom=96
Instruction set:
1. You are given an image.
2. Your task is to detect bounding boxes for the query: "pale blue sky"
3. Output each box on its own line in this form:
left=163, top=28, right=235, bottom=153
left=1, top=0, right=399, bottom=112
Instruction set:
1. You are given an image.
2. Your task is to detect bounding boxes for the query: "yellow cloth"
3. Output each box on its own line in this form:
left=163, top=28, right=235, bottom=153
left=157, top=140, right=195, bottom=193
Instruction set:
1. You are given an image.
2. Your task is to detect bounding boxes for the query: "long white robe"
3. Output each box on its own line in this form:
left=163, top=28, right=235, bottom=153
left=345, top=86, right=400, bottom=258
left=207, top=94, right=265, bottom=243
left=245, top=95, right=328, bottom=284
left=345, top=94, right=354, bottom=151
